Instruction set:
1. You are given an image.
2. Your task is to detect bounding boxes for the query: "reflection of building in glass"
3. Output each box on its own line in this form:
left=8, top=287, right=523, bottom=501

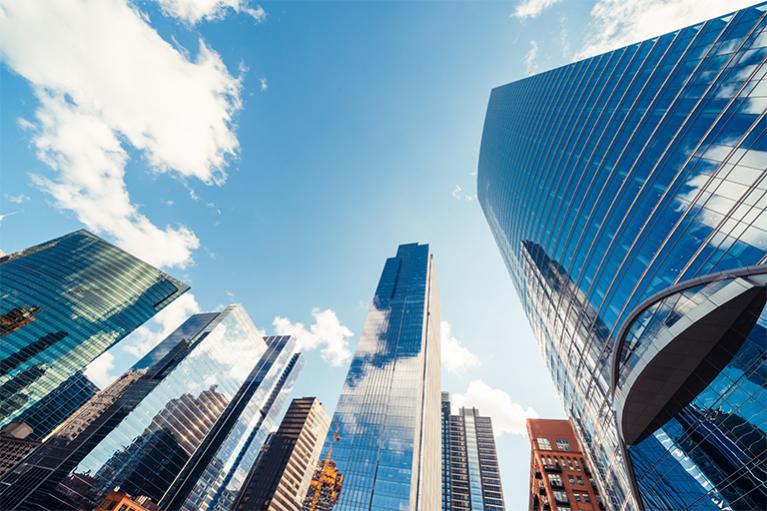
left=478, top=4, right=767, bottom=510
left=526, top=419, right=602, bottom=511
left=0, top=230, right=188, bottom=431
left=441, top=393, right=505, bottom=511
left=302, top=445, right=344, bottom=511
left=159, top=335, right=302, bottom=511
left=316, top=243, right=441, bottom=510
left=0, top=423, right=40, bottom=479
left=0, top=305, right=294, bottom=511
left=0, top=306, right=39, bottom=337
left=12, top=371, right=98, bottom=441
left=233, top=397, right=330, bottom=511
left=94, top=490, right=159, bottom=511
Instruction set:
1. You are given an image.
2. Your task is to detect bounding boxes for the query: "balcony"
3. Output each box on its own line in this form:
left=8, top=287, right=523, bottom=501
left=554, top=496, right=570, bottom=506
left=543, top=463, right=562, bottom=473
left=550, top=481, right=564, bottom=490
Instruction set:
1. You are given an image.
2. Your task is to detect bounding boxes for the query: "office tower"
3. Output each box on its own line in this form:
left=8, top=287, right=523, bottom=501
left=527, top=419, right=601, bottom=511
left=441, top=393, right=452, bottom=511
left=0, top=305, right=300, bottom=511
left=0, top=423, right=40, bottom=478
left=441, top=393, right=505, bottom=511
left=233, top=397, right=330, bottom=511
left=314, top=243, right=441, bottom=511
left=478, top=3, right=767, bottom=510
left=0, top=230, right=188, bottom=433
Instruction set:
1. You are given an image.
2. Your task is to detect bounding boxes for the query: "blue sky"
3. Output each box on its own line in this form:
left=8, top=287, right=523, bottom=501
left=0, top=0, right=757, bottom=506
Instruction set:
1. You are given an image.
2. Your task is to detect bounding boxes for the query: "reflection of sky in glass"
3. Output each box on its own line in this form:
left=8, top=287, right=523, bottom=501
left=174, top=336, right=302, bottom=511
left=71, top=306, right=266, bottom=482
left=319, top=243, right=440, bottom=510
left=629, top=302, right=767, bottom=510
left=478, top=4, right=767, bottom=510
left=0, top=230, right=188, bottom=433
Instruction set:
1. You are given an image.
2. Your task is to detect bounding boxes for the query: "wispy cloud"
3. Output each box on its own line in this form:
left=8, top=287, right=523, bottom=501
left=524, top=40, right=540, bottom=76
left=441, top=321, right=480, bottom=374
left=259, top=77, right=268, bottom=91
left=157, top=0, right=266, bottom=24
left=0, top=211, right=18, bottom=224
left=579, top=0, right=758, bottom=59
left=4, top=194, right=29, bottom=204
left=512, top=0, right=561, bottom=19
left=452, top=184, right=476, bottom=202
left=453, top=380, right=538, bottom=437
left=0, top=0, right=243, bottom=269
left=273, top=308, right=354, bottom=367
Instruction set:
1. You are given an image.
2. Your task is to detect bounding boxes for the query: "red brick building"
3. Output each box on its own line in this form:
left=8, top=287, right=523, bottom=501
left=527, top=419, right=603, bottom=511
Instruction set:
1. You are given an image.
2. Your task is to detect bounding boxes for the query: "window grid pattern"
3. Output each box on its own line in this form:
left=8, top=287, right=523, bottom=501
left=479, top=4, right=767, bottom=510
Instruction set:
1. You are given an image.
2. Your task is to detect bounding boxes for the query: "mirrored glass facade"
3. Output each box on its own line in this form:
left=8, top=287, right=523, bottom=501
left=0, top=230, right=188, bottom=432
left=0, top=304, right=295, bottom=511
left=318, top=243, right=441, bottom=511
left=161, top=335, right=302, bottom=511
left=478, top=4, right=767, bottom=510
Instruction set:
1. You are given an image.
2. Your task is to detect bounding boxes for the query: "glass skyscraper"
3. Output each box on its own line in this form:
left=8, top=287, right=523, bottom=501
left=317, top=243, right=441, bottom=511
left=479, top=4, right=767, bottom=511
left=0, top=304, right=301, bottom=511
left=0, top=230, right=188, bottom=433
left=441, top=393, right=505, bottom=511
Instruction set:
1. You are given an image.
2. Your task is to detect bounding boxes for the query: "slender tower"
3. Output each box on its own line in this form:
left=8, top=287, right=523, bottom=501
left=312, top=243, right=441, bottom=510
left=442, top=393, right=506, bottom=511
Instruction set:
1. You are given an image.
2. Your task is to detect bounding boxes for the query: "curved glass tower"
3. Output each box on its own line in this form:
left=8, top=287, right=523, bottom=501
left=478, top=4, right=767, bottom=510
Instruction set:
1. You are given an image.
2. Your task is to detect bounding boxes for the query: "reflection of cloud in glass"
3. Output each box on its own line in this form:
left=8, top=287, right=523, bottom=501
left=677, top=145, right=767, bottom=250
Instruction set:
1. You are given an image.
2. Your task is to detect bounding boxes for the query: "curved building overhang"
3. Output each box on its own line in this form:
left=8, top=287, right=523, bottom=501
left=614, top=275, right=766, bottom=445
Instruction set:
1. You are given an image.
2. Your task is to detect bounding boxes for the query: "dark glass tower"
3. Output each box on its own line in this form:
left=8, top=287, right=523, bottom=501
left=479, top=4, right=767, bottom=510
left=0, top=230, right=188, bottom=433
left=12, top=371, right=98, bottom=441
left=316, top=243, right=442, bottom=511
left=441, top=393, right=505, bottom=511
left=0, top=305, right=301, bottom=511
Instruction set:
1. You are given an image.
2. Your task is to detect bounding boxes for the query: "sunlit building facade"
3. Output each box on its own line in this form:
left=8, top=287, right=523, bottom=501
left=317, top=243, right=442, bottom=511
left=526, top=419, right=602, bottom=511
left=0, top=230, right=188, bottom=432
left=233, top=397, right=330, bottom=511
left=479, top=4, right=767, bottom=510
left=0, top=305, right=300, bottom=511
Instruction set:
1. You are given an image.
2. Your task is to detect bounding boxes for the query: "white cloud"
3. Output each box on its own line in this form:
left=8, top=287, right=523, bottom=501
left=579, top=0, right=759, bottom=60
left=453, top=380, right=538, bottom=437
left=452, top=184, right=477, bottom=202
left=84, top=352, right=116, bottom=388
left=524, top=40, right=540, bottom=76
left=273, top=308, right=354, bottom=367
left=4, top=194, right=29, bottom=204
left=512, top=0, right=560, bottom=19
left=0, top=0, right=242, bottom=269
left=157, top=0, right=266, bottom=24
left=259, top=77, right=268, bottom=91
left=120, top=292, right=202, bottom=357
left=0, top=211, right=18, bottom=224
left=441, top=321, right=480, bottom=374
